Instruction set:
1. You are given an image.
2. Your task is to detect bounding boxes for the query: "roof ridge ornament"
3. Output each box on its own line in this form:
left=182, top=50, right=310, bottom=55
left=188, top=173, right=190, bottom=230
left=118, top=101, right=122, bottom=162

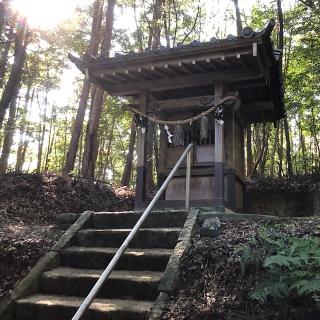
left=241, top=26, right=255, bottom=39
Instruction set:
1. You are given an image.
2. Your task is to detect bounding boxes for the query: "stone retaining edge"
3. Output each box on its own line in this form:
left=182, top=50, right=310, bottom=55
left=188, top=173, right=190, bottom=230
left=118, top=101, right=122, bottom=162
left=0, top=210, right=94, bottom=320
left=148, top=209, right=199, bottom=320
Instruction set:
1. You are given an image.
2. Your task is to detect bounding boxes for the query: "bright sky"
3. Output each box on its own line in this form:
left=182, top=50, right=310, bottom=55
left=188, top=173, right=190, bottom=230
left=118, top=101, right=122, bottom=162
left=12, top=0, right=90, bottom=29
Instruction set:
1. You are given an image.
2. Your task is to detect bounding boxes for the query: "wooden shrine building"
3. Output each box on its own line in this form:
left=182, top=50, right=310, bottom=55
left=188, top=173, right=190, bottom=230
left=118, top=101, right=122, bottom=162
left=71, top=19, right=284, bottom=212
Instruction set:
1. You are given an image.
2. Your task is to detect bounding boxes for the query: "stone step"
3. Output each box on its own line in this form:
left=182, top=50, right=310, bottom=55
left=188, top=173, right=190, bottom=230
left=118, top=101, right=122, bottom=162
left=16, top=294, right=152, bottom=320
left=41, top=267, right=162, bottom=300
left=77, top=228, right=181, bottom=249
left=61, top=246, right=172, bottom=271
left=93, top=210, right=187, bottom=229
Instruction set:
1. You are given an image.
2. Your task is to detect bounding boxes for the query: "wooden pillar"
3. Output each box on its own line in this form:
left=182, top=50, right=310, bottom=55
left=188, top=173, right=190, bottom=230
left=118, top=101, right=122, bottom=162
left=214, top=82, right=224, bottom=207
left=135, top=90, right=148, bottom=207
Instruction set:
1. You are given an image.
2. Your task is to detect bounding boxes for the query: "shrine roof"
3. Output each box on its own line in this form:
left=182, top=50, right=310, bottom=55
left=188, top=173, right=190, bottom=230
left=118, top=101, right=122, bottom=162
left=70, top=19, right=285, bottom=123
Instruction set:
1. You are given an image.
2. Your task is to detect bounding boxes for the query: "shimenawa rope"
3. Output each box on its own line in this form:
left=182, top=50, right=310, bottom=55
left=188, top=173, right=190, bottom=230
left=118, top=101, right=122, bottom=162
left=126, top=95, right=236, bottom=125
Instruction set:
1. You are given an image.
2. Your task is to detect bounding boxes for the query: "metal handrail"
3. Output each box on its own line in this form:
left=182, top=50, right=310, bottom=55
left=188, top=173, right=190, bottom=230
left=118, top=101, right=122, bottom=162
left=71, top=143, right=194, bottom=320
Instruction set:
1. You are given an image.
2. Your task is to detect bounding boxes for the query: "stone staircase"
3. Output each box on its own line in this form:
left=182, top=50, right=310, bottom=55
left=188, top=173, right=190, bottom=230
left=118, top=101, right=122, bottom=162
left=14, top=210, right=188, bottom=320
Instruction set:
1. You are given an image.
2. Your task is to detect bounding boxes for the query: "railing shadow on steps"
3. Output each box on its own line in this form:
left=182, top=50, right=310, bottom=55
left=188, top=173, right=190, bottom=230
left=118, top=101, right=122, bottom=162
left=71, top=143, right=194, bottom=320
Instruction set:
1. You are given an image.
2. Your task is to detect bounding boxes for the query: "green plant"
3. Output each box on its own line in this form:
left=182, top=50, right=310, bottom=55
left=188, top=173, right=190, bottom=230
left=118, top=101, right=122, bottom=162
left=234, top=227, right=320, bottom=304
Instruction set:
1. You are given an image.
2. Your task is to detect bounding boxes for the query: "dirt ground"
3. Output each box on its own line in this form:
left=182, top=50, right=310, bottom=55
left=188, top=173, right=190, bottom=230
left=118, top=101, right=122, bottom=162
left=163, top=218, right=320, bottom=320
left=0, top=173, right=134, bottom=300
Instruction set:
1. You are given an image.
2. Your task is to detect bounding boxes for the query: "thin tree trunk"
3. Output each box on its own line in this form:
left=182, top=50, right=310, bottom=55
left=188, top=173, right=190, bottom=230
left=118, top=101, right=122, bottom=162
left=270, top=124, right=279, bottom=176
left=121, top=120, right=136, bottom=186
left=0, top=13, right=16, bottom=88
left=0, top=0, right=9, bottom=38
left=44, top=114, right=55, bottom=172
left=105, top=116, right=116, bottom=167
left=81, top=0, right=116, bottom=178
left=64, top=0, right=104, bottom=174
left=278, top=121, right=284, bottom=177
left=232, top=0, right=243, bottom=36
left=0, top=17, right=28, bottom=129
left=300, top=125, right=307, bottom=174
left=259, top=124, right=270, bottom=176
left=283, top=117, right=293, bottom=177
left=0, top=85, right=19, bottom=173
left=246, top=125, right=253, bottom=177
left=36, top=92, right=47, bottom=173
left=251, top=124, right=266, bottom=177
left=277, top=0, right=293, bottom=177
left=16, top=87, right=34, bottom=172
left=148, top=0, right=164, bottom=49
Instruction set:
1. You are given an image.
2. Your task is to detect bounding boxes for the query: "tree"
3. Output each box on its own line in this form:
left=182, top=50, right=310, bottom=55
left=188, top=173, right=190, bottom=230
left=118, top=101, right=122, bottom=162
left=81, top=0, right=116, bottom=178
left=0, top=88, right=19, bottom=173
left=232, top=0, right=243, bottom=36
left=276, top=0, right=293, bottom=177
left=0, top=16, right=29, bottom=129
left=121, top=120, right=136, bottom=186
left=64, top=0, right=104, bottom=174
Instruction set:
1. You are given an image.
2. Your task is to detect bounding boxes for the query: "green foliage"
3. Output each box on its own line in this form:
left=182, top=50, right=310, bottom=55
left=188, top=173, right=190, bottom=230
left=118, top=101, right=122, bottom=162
left=235, top=227, right=320, bottom=305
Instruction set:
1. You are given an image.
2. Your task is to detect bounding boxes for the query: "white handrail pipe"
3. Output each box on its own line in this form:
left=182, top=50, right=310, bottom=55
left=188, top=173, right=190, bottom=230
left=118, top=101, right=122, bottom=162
left=71, top=143, right=194, bottom=320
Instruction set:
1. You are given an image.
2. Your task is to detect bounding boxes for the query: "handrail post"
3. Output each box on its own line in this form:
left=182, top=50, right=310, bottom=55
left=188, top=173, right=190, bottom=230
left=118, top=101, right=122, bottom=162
left=185, top=149, right=191, bottom=211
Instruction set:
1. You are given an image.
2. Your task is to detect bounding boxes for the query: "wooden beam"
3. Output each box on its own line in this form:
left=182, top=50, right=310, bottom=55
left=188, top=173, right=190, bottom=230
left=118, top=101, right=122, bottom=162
left=231, top=80, right=265, bottom=89
left=148, top=92, right=237, bottom=112
left=107, top=68, right=260, bottom=96
left=98, top=74, right=121, bottom=85
left=206, top=59, right=219, bottom=71
left=125, top=70, right=147, bottom=81
left=111, top=72, right=130, bottom=83
left=177, top=62, right=193, bottom=74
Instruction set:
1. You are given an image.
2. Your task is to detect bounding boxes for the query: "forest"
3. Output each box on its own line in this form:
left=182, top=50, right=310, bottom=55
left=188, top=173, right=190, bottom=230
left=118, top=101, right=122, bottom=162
left=0, top=0, right=319, bottom=188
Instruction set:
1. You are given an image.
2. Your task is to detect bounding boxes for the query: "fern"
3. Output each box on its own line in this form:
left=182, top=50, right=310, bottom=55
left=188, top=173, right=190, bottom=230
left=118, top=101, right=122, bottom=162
left=291, top=278, right=320, bottom=296
left=234, top=227, right=320, bottom=306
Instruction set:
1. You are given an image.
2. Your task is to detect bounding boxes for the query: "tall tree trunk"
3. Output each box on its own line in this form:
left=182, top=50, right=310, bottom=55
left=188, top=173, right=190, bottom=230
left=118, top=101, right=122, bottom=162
left=0, top=85, right=19, bottom=173
left=64, top=0, right=104, bottom=174
left=36, top=91, right=47, bottom=173
left=283, top=117, right=293, bottom=177
left=121, top=120, right=136, bottom=186
left=81, top=0, right=116, bottom=178
left=148, top=0, right=164, bottom=49
left=0, top=13, right=16, bottom=88
left=144, top=1, right=165, bottom=189
left=232, top=0, right=243, bottom=36
left=44, top=114, right=55, bottom=172
left=251, top=124, right=266, bottom=177
left=259, top=124, right=270, bottom=176
left=270, top=124, right=279, bottom=176
left=246, top=124, right=253, bottom=177
left=278, top=121, right=284, bottom=177
left=298, top=120, right=307, bottom=174
left=16, top=86, right=34, bottom=172
left=0, top=17, right=28, bottom=129
left=277, top=0, right=293, bottom=177
left=37, top=122, right=46, bottom=173
left=0, top=0, right=9, bottom=38
left=103, top=111, right=117, bottom=177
